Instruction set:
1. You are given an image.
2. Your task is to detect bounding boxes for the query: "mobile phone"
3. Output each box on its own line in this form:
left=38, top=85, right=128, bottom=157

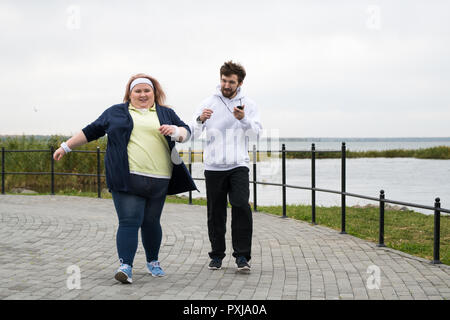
left=236, top=106, right=243, bottom=110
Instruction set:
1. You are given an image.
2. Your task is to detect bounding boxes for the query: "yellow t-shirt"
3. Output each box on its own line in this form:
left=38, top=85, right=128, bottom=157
left=127, top=103, right=172, bottom=178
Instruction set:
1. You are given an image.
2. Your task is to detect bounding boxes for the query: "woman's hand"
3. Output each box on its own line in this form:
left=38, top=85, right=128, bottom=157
left=159, top=125, right=176, bottom=136
left=52, top=131, right=88, bottom=161
left=159, top=125, right=188, bottom=142
left=53, top=147, right=66, bottom=161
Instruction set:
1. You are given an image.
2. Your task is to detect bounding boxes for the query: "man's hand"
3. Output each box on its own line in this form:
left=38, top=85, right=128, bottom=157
left=199, top=108, right=214, bottom=123
left=233, top=105, right=245, bottom=120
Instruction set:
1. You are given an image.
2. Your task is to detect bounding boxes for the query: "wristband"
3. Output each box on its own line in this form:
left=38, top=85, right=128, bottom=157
left=169, top=125, right=181, bottom=140
left=61, top=142, right=72, bottom=153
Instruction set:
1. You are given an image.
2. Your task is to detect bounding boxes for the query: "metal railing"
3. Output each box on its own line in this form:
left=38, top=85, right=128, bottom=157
left=182, top=143, right=449, bottom=265
left=1, top=146, right=105, bottom=198
left=1, top=143, right=448, bottom=264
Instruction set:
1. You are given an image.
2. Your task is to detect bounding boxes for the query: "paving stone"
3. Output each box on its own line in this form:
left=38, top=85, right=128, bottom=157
left=0, top=195, right=449, bottom=300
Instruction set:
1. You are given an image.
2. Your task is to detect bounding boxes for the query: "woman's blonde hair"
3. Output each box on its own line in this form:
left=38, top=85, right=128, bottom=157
left=123, top=73, right=167, bottom=106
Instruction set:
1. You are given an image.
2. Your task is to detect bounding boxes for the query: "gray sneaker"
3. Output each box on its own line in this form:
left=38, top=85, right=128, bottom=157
left=208, top=258, right=222, bottom=270
left=236, top=256, right=251, bottom=271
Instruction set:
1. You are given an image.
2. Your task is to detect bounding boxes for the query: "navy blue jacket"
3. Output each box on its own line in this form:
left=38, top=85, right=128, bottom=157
left=82, top=101, right=197, bottom=195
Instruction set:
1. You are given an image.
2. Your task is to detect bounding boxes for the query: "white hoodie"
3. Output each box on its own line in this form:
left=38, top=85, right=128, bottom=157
left=191, top=85, right=262, bottom=171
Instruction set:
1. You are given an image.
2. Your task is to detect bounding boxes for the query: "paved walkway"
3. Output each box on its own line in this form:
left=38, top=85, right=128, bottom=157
left=0, top=195, right=448, bottom=300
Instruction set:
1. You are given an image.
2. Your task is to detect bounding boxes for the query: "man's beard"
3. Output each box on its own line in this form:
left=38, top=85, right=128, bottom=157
left=221, top=87, right=236, bottom=98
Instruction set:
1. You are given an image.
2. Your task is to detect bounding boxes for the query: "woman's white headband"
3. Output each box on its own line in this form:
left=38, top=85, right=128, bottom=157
left=130, top=78, right=154, bottom=92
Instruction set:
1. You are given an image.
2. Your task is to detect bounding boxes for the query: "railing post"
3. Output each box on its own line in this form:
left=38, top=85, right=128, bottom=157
left=188, top=147, right=192, bottom=205
left=340, top=142, right=347, bottom=234
left=311, top=143, right=316, bottom=225
left=2, top=147, right=5, bottom=194
left=1, top=147, right=5, bottom=194
left=432, top=198, right=441, bottom=264
left=253, top=144, right=257, bottom=212
left=377, top=190, right=386, bottom=247
left=97, top=147, right=101, bottom=198
left=282, top=144, right=287, bottom=218
left=50, top=146, right=55, bottom=195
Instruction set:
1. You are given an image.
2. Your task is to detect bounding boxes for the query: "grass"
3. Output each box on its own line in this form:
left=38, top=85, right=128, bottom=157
left=8, top=190, right=448, bottom=266
left=257, top=204, right=449, bottom=265
left=166, top=196, right=447, bottom=266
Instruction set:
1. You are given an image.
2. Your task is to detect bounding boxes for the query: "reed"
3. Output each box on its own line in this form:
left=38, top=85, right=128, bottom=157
left=2, top=135, right=450, bottom=192
left=1, top=135, right=107, bottom=192
left=286, top=146, right=450, bottom=159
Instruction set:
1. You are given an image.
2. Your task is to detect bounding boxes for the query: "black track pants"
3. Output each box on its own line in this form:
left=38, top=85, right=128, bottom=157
left=204, top=167, right=253, bottom=261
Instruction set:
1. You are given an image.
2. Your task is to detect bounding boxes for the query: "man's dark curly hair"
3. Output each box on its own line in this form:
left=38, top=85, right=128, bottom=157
left=220, top=61, right=246, bottom=83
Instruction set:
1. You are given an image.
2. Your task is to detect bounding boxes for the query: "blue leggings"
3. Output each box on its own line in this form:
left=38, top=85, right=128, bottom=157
left=111, top=176, right=169, bottom=267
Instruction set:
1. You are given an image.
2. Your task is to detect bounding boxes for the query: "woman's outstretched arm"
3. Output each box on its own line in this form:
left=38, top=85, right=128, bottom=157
left=53, top=131, right=88, bottom=161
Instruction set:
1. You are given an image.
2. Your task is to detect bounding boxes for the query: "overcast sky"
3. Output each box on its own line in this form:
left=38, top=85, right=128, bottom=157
left=1, top=0, right=449, bottom=137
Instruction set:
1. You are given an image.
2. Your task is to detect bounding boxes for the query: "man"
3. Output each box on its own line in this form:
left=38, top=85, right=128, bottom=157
left=191, top=61, right=262, bottom=272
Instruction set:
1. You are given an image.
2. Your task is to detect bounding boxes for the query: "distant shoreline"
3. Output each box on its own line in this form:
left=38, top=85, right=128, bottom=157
left=283, top=146, right=450, bottom=160
left=1, top=135, right=450, bottom=159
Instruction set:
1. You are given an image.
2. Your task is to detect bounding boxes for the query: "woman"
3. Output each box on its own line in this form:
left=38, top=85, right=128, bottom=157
left=53, top=73, right=197, bottom=284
